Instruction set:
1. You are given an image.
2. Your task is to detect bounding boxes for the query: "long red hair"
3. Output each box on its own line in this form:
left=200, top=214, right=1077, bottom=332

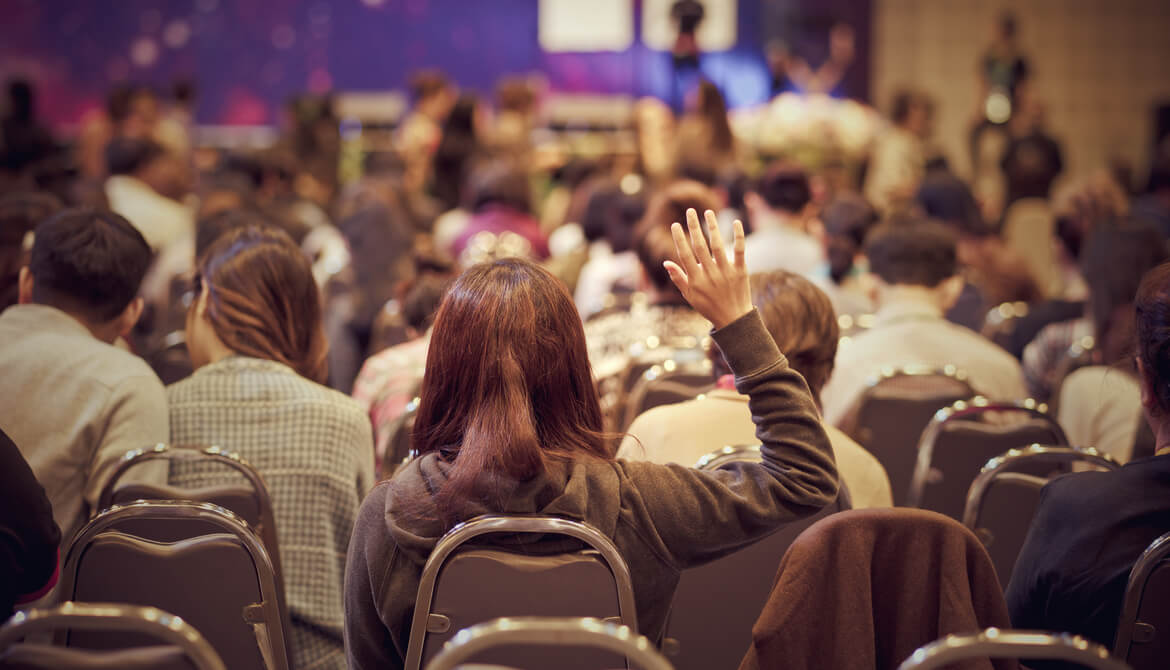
left=412, top=258, right=611, bottom=520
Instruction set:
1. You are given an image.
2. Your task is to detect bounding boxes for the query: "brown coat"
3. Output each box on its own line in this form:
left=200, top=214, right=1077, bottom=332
left=739, top=508, right=1017, bottom=670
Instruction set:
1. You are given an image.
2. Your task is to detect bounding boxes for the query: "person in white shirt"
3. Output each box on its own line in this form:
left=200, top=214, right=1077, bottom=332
left=619, top=269, right=893, bottom=509
left=821, top=219, right=1028, bottom=426
left=863, top=90, right=934, bottom=215
left=573, top=179, right=647, bottom=318
left=742, top=164, right=825, bottom=279
left=104, top=137, right=193, bottom=253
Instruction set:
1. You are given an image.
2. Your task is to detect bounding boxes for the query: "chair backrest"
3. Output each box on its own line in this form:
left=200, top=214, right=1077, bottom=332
left=620, top=359, right=714, bottom=431
left=59, top=501, right=289, bottom=670
left=95, top=444, right=287, bottom=635
left=144, top=330, right=194, bottom=386
left=1114, top=531, right=1170, bottom=669
left=424, top=617, right=673, bottom=670
left=381, top=395, right=421, bottom=478
left=402, top=515, right=637, bottom=670
left=663, top=445, right=852, bottom=670
left=962, top=445, right=1120, bottom=587
left=981, top=301, right=1031, bottom=352
left=844, top=367, right=976, bottom=506
left=908, top=399, right=1069, bottom=518
left=899, top=628, right=1131, bottom=670
left=0, top=602, right=225, bottom=670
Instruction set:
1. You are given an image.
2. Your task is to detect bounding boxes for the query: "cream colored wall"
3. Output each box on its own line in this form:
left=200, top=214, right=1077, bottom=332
left=872, top=0, right=1170, bottom=184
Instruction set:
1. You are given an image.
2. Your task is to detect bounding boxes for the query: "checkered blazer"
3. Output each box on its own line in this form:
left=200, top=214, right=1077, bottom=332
left=167, top=356, right=374, bottom=670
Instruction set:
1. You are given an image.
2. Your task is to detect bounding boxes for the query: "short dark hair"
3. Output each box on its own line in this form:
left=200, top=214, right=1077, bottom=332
left=754, top=165, right=811, bottom=214
left=865, top=219, right=958, bottom=288
left=467, top=163, right=531, bottom=214
left=105, top=137, right=166, bottom=176
left=634, top=180, right=720, bottom=293
left=915, top=171, right=990, bottom=237
left=196, top=208, right=274, bottom=262
left=29, top=208, right=152, bottom=321
left=821, top=192, right=877, bottom=283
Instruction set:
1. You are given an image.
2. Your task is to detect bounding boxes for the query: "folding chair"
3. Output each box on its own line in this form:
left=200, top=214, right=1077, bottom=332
left=424, top=617, right=673, bottom=670
left=620, top=358, right=714, bottom=431
left=0, top=602, right=226, bottom=670
left=402, top=515, right=637, bottom=670
left=381, top=395, right=421, bottom=478
left=908, top=399, right=1069, bottom=519
left=841, top=366, right=975, bottom=506
left=663, top=444, right=852, bottom=670
left=962, top=445, right=1119, bottom=586
left=981, top=301, right=1030, bottom=353
left=60, top=501, right=290, bottom=670
left=1114, top=531, right=1170, bottom=670
left=899, top=628, right=1131, bottom=670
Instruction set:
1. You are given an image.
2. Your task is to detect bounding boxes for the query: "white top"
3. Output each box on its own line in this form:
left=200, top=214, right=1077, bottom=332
left=574, top=242, right=641, bottom=318
left=820, top=294, right=1029, bottom=426
left=1057, top=365, right=1142, bottom=464
left=617, top=389, right=893, bottom=510
left=104, top=174, right=194, bottom=253
left=743, top=224, right=826, bottom=279
left=863, top=125, right=925, bottom=214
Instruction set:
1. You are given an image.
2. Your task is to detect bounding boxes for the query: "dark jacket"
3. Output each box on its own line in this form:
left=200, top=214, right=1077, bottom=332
left=343, top=309, right=839, bottom=669
left=1006, top=453, right=1170, bottom=663
left=0, top=427, right=61, bottom=619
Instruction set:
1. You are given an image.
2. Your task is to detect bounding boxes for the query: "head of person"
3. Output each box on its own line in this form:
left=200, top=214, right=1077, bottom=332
left=745, top=164, right=812, bottom=223
left=580, top=178, right=647, bottom=254
left=1081, top=220, right=1169, bottom=366
left=195, top=207, right=274, bottom=262
left=108, top=84, right=159, bottom=138
left=187, top=225, right=327, bottom=384
left=401, top=272, right=454, bottom=337
left=914, top=170, right=992, bottom=238
left=18, top=208, right=151, bottom=342
left=890, top=89, right=933, bottom=138
left=692, top=80, right=733, bottom=152
left=710, top=271, right=839, bottom=402
left=821, top=192, right=877, bottom=284
left=467, top=162, right=531, bottom=215
left=409, top=70, right=454, bottom=119
left=0, top=191, right=62, bottom=310
left=996, top=12, right=1018, bottom=44
left=864, top=218, right=963, bottom=310
left=412, top=258, right=610, bottom=523
left=634, top=180, right=719, bottom=298
left=105, top=137, right=168, bottom=180
left=5, top=79, right=34, bottom=123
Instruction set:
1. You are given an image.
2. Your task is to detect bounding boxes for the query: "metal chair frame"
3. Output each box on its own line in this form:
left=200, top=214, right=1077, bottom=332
left=694, top=444, right=761, bottom=470
left=909, top=398, right=1069, bottom=508
left=0, top=602, right=227, bottom=670
left=621, top=358, right=714, bottom=431
left=423, top=617, right=673, bottom=670
left=844, top=365, right=976, bottom=436
left=59, top=500, right=290, bottom=670
left=403, top=515, right=638, bottom=670
left=898, top=628, right=1131, bottom=670
left=1114, top=530, right=1170, bottom=662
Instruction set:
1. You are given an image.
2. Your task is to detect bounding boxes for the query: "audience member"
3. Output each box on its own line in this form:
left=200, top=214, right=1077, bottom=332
left=449, top=163, right=549, bottom=261
left=77, top=84, right=161, bottom=180
left=0, top=78, right=57, bottom=176
left=344, top=217, right=839, bottom=667
left=573, top=178, right=648, bottom=318
left=0, top=427, right=61, bottom=620
left=104, top=137, right=193, bottom=252
left=584, top=180, right=718, bottom=379
left=742, top=164, right=825, bottom=277
left=168, top=225, right=374, bottom=670
left=431, top=93, right=482, bottom=212
left=619, top=270, right=893, bottom=509
left=864, top=89, right=933, bottom=214
left=817, top=191, right=878, bottom=316
left=820, top=219, right=1027, bottom=426
left=675, top=80, right=738, bottom=178
left=398, top=70, right=455, bottom=191
left=0, top=208, right=167, bottom=543
left=1006, top=261, right=1170, bottom=657
left=0, top=191, right=61, bottom=311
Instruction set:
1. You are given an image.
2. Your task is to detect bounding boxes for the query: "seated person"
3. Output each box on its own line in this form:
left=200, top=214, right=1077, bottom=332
left=742, top=164, right=825, bottom=278
left=619, top=269, right=893, bottom=509
left=344, top=210, right=839, bottom=668
left=817, top=191, right=878, bottom=317
left=0, top=427, right=61, bottom=619
left=169, top=225, right=374, bottom=670
left=0, top=191, right=61, bottom=311
left=1006, top=261, right=1170, bottom=658
left=585, top=181, right=721, bottom=380
left=448, top=163, right=549, bottom=261
left=573, top=179, right=647, bottom=319
left=820, top=219, right=1027, bottom=426
left=0, top=208, right=167, bottom=544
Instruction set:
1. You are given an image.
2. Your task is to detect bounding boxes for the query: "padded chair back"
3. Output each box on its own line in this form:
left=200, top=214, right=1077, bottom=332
left=663, top=445, right=852, bottom=670
left=0, top=602, right=225, bottom=670
left=899, top=628, right=1131, bottom=670
left=844, top=368, right=975, bottom=506
left=1115, top=531, right=1170, bottom=670
left=59, top=502, right=289, bottom=670
left=620, top=359, right=714, bottom=431
left=401, top=516, right=637, bottom=670
left=962, top=445, right=1119, bottom=587
left=909, top=400, right=1069, bottom=519
left=424, top=617, right=673, bottom=670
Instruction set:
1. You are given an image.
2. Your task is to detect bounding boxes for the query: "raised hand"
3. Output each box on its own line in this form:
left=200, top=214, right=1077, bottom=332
left=663, top=208, right=752, bottom=330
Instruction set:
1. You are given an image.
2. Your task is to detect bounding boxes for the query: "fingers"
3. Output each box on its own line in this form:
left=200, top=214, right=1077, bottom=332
left=670, top=222, right=700, bottom=275
left=705, top=209, right=728, bottom=267
left=663, top=260, right=689, bottom=294
left=732, top=220, right=746, bottom=269
left=685, top=208, right=714, bottom=267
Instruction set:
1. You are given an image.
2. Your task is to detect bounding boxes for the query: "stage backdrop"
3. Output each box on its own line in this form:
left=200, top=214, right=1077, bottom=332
left=0, top=0, right=871, bottom=128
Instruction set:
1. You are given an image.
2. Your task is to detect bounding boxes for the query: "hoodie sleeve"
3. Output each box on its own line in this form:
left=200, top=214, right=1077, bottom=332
left=616, top=309, right=839, bottom=569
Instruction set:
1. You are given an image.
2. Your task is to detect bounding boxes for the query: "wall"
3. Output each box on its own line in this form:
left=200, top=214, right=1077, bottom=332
left=872, top=0, right=1170, bottom=183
